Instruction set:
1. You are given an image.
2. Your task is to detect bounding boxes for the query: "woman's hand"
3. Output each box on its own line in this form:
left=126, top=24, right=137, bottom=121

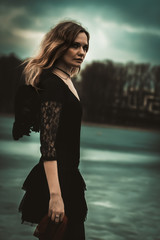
left=48, top=193, right=65, bottom=223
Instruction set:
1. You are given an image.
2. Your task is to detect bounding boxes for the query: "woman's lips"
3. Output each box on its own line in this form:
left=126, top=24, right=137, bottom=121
left=74, top=59, right=83, bottom=62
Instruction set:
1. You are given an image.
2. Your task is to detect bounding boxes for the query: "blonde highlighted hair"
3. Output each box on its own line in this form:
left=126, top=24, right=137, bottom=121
left=23, top=20, right=90, bottom=88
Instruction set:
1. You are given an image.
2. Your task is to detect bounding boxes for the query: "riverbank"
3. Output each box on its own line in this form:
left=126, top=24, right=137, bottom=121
left=0, top=112, right=160, bottom=133
left=82, top=120, right=160, bottom=133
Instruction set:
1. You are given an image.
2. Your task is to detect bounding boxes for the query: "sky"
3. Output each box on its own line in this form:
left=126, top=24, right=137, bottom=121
left=0, top=0, right=160, bottom=65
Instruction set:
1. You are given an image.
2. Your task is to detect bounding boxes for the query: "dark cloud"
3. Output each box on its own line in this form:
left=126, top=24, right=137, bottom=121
left=137, top=33, right=160, bottom=62
left=3, top=0, right=160, bottom=28
left=100, top=0, right=160, bottom=29
left=110, top=30, right=160, bottom=64
left=12, top=15, right=36, bottom=29
left=0, top=0, right=160, bottom=64
left=0, top=27, right=38, bottom=58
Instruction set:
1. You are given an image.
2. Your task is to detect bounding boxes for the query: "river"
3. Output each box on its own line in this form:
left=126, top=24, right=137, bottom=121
left=0, top=115, right=160, bottom=240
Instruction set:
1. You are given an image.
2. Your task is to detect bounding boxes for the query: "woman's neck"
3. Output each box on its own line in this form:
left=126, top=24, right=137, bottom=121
left=55, top=66, right=71, bottom=78
left=54, top=63, right=72, bottom=79
left=52, top=66, right=72, bottom=82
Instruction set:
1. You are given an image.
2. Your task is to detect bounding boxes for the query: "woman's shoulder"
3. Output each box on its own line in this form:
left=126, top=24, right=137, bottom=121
left=39, top=69, right=64, bottom=88
left=39, top=69, right=66, bottom=102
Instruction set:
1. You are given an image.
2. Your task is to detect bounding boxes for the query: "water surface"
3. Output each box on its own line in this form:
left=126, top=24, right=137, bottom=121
left=0, top=116, right=160, bottom=240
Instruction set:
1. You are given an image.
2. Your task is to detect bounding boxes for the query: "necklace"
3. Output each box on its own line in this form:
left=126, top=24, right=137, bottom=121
left=55, top=66, right=71, bottom=78
left=53, top=71, right=71, bottom=83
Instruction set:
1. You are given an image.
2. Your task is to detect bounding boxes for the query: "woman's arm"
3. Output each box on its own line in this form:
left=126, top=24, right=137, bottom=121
left=43, top=161, right=61, bottom=195
left=43, top=161, right=65, bottom=223
left=40, top=100, right=65, bottom=223
left=39, top=78, right=66, bottom=223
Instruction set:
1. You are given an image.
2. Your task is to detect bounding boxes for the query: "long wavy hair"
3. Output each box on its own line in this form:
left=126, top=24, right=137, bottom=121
left=23, top=20, right=90, bottom=88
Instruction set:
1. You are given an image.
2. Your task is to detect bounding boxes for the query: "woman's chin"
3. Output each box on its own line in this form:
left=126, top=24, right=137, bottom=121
left=72, top=62, right=82, bottom=68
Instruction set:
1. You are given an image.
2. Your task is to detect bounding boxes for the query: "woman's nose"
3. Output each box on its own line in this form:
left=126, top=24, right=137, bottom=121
left=78, top=47, right=85, bottom=56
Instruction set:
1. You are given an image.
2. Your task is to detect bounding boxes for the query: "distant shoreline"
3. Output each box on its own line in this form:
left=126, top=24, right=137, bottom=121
left=82, top=120, right=160, bottom=133
left=0, top=112, right=160, bottom=133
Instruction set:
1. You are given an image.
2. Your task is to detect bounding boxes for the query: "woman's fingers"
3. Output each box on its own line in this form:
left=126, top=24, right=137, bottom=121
left=54, top=213, right=60, bottom=223
left=48, top=209, right=52, bottom=218
left=48, top=196, right=65, bottom=223
left=51, top=211, right=56, bottom=221
left=48, top=209, right=57, bottom=222
left=60, top=212, right=65, bottom=222
left=50, top=211, right=65, bottom=223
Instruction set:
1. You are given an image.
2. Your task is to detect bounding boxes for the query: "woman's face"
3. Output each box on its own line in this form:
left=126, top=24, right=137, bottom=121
left=60, top=32, right=89, bottom=68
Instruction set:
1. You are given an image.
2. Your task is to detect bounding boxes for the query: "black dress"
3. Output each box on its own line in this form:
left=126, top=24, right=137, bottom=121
left=18, top=69, right=88, bottom=229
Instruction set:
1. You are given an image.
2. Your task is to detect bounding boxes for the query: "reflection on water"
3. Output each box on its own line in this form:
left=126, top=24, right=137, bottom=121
left=81, top=148, right=160, bottom=163
left=0, top=116, right=160, bottom=240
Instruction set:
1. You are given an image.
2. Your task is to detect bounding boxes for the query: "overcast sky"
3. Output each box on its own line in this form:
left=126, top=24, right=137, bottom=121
left=0, top=0, right=160, bottom=65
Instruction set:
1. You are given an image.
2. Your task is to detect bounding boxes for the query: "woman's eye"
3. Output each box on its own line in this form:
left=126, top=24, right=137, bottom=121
left=83, top=46, right=88, bottom=52
left=71, top=43, right=88, bottom=52
left=72, top=43, right=79, bottom=48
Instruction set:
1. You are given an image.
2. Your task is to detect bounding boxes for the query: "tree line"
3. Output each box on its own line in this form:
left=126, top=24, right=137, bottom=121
left=77, top=60, right=160, bottom=129
left=0, top=54, right=160, bottom=129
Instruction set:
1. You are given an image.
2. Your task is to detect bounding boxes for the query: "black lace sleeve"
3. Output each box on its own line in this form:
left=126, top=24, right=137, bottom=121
left=39, top=100, right=62, bottom=162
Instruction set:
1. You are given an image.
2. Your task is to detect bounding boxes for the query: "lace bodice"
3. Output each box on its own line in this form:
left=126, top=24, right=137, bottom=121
left=40, top=101, right=62, bottom=161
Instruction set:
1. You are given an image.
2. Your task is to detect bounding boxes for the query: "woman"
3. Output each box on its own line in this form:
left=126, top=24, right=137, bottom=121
left=17, top=20, right=90, bottom=240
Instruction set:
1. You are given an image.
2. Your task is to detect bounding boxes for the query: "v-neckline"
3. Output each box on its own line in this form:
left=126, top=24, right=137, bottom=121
left=53, top=73, right=81, bottom=103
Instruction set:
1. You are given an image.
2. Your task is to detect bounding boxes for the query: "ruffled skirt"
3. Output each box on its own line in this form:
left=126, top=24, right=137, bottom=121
left=18, top=161, right=88, bottom=225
